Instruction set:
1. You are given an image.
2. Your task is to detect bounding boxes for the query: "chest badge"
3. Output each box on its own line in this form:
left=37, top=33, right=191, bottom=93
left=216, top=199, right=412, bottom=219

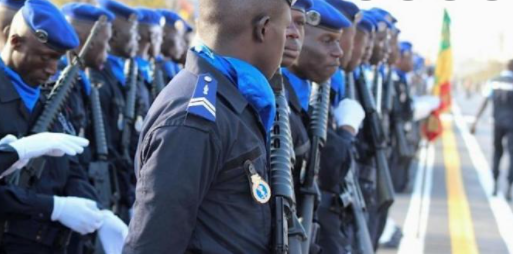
left=244, top=160, right=271, bottom=204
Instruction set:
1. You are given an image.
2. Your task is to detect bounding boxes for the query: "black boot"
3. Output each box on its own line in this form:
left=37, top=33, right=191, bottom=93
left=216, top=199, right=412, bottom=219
left=493, top=181, right=499, bottom=196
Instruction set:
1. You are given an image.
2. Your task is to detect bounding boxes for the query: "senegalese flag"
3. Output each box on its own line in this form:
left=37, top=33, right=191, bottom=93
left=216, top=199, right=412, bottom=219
left=433, top=9, right=453, bottom=111
left=423, top=9, right=452, bottom=142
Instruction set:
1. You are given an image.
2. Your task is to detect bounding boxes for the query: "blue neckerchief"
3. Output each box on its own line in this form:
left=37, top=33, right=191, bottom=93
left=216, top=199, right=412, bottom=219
left=192, top=44, right=276, bottom=132
left=158, top=56, right=181, bottom=80
left=330, top=70, right=345, bottom=106
left=379, top=65, right=386, bottom=78
left=1, top=64, right=40, bottom=112
left=134, top=56, right=153, bottom=84
left=282, top=68, right=311, bottom=112
left=395, top=68, right=407, bottom=83
left=353, top=67, right=361, bottom=80
left=51, top=57, right=91, bottom=96
left=107, top=55, right=126, bottom=86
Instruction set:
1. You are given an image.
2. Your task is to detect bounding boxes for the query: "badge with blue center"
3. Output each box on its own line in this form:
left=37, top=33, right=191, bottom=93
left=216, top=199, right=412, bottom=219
left=244, top=160, right=271, bottom=204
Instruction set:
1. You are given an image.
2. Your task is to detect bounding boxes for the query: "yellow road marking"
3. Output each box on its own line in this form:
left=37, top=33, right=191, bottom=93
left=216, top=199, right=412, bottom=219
left=442, top=118, right=479, bottom=254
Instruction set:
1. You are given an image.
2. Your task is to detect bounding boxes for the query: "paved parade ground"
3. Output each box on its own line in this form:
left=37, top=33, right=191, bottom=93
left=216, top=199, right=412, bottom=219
left=380, top=93, right=513, bottom=254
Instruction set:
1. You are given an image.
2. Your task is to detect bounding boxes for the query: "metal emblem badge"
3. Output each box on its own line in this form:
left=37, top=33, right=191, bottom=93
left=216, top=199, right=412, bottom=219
left=35, top=29, right=48, bottom=44
left=306, top=10, right=321, bottom=26
left=244, top=160, right=271, bottom=204
left=354, top=12, right=363, bottom=24
left=175, top=20, right=185, bottom=32
left=160, top=17, right=166, bottom=27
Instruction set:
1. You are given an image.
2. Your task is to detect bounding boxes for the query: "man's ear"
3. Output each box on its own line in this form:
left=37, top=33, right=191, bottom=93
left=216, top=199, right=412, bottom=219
left=2, top=25, right=10, bottom=41
left=254, top=15, right=270, bottom=43
left=9, top=34, right=22, bottom=49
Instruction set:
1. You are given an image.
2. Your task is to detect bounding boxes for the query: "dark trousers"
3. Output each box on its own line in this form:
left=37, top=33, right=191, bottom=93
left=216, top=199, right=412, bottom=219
left=492, top=124, right=513, bottom=184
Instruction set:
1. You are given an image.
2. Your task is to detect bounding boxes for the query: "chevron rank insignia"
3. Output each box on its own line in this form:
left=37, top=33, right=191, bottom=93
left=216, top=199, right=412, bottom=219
left=187, top=74, right=217, bottom=121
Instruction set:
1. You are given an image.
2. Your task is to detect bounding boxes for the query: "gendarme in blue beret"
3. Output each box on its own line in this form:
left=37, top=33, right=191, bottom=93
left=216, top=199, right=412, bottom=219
left=22, top=0, right=79, bottom=51
left=62, top=3, right=115, bottom=23
left=368, top=10, right=392, bottom=31
left=325, top=0, right=360, bottom=22
left=357, top=12, right=375, bottom=34
left=306, top=0, right=351, bottom=31
left=97, top=0, right=139, bottom=21
left=292, top=0, right=313, bottom=12
left=400, top=41, right=413, bottom=55
left=136, top=7, right=164, bottom=26
left=0, top=0, right=25, bottom=10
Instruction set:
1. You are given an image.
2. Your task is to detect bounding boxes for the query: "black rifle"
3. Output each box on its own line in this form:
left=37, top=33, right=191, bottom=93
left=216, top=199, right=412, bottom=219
left=120, top=58, right=138, bottom=167
left=269, top=70, right=306, bottom=254
left=392, top=79, right=413, bottom=158
left=356, top=66, right=395, bottom=210
left=299, top=80, right=331, bottom=254
left=8, top=16, right=107, bottom=187
left=150, top=58, right=165, bottom=101
left=87, top=68, right=121, bottom=210
left=340, top=71, right=375, bottom=254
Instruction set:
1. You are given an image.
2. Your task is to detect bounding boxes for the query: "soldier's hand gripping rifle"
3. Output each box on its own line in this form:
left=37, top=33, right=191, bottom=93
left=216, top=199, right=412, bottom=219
left=150, top=58, right=165, bottom=101
left=270, top=70, right=306, bottom=254
left=339, top=72, right=375, bottom=254
left=8, top=16, right=108, bottom=187
left=299, top=80, right=331, bottom=254
left=356, top=66, right=395, bottom=210
left=86, top=69, right=121, bottom=211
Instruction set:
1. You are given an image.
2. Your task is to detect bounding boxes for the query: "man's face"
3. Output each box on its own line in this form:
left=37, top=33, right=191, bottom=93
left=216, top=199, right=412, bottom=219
left=370, top=28, right=389, bottom=65
left=84, top=23, right=112, bottom=69
left=110, top=17, right=139, bottom=58
left=149, top=25, right=163, bottom=58
left=347, top=29, right=368, bottom=71
left=281, top=9, right=305, bottom=67
left=256, top=2, right=291, bottom=78
left=161, top=25, right=186, bottom=61
left=10, top=33, right=65, bottom=86
left=397, top=52, right=414, bottom=73
left=294, top=25, right=343, bottom=83
left=387, top=32, right=399, bottom=65
left=339, top=24, right=356, bottom=69
left=362, top=31, right=374, bottom=64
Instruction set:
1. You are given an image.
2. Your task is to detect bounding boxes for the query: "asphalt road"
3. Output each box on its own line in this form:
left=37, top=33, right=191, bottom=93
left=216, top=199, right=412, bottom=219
left=378, top=92, right=513, bottom=254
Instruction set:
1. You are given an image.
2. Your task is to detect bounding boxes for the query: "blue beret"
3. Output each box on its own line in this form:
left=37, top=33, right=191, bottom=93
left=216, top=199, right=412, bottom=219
left=180, top=16, right=193, bottom=32
left=307, top=0, right=351, bottom=30
left=158, top=9, right=180, bottom=27
left=136, top=8, right=164, bottom=26
left=357, top=13, right=374, bottom=34
left=368, top=10, right=393, bottom=30
left=292, top=0, right=313, bottom=12
left=370, top=7, right=397, bottom=24
left=0, top=0, right=25, bottom=10
left=62, top=3, right=115, bottom=23
left=400, top=41, right=413, bottom=55
left=325, top=0, right=360, bottom=21
left=22, top=0, right=79, bottom=51
left=97, top=0, right=139, bottom=21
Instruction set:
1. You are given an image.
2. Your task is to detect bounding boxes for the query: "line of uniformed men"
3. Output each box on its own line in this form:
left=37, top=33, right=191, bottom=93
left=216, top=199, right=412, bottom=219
left=0, top=0, right=436, bottom=253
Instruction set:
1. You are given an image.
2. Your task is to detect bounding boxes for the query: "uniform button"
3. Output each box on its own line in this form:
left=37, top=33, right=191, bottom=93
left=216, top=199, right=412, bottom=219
left=39, top=213, right=44, bottom=218
left=204, top=76, right=213, bottom=82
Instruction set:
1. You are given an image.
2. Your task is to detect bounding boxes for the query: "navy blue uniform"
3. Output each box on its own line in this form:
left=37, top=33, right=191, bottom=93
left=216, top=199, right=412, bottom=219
left=0, top=67, right=97, bottom=254
left=123, top=51, right=271, bottom=254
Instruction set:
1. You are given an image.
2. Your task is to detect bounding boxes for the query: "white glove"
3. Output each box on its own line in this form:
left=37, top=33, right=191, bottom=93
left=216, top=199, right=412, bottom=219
left=0, top=134, right=17, bottom=146
left=51, top=196, right=104, bottom=235
left=333, top=99, right=366, bottom=135
left=98, top=210, right=129, bottom=254
left=9, top=132, right=89, bottom=161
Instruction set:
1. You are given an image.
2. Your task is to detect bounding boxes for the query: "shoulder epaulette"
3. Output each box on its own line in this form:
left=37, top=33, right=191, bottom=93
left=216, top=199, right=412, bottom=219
left=187, top=73, right=217, bottom=122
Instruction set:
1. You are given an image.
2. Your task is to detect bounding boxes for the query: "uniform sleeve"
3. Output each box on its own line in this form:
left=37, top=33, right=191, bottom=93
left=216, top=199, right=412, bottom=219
left=0, top=151, right=18, bottom=175
left=318, top=128, right=354, bottom=192
left=122, top=124, right=221, bottom=254
left=0, top=184, right=54, bottom=219
left=64, top=157, right=98, bottom=201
